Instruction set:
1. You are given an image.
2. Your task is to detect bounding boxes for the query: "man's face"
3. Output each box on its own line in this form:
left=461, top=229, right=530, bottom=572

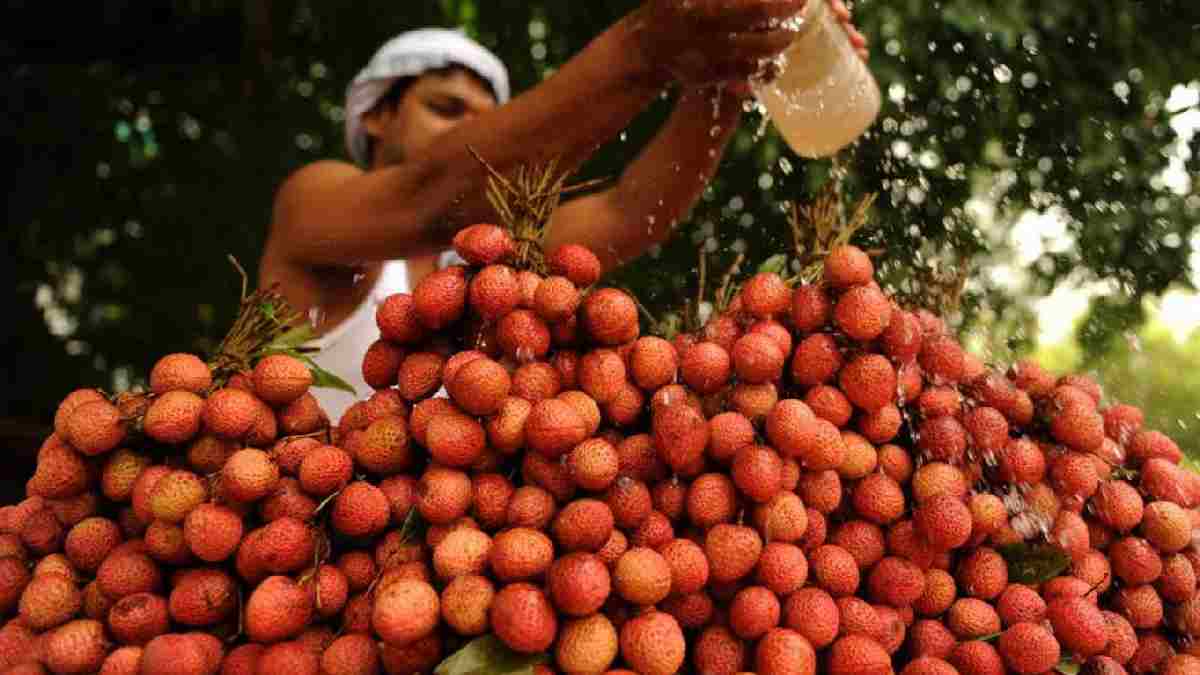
left=364, top=68, right=498, bottom=167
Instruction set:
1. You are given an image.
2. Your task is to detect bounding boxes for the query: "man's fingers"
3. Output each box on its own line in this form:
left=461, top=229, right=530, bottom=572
left=691, top=0, right=807, bottom=29
left=846, top=25, right=867, bottom=49
left=828, top=0, right=851, bottom=22
left=726, top=26, right=800, bottom=60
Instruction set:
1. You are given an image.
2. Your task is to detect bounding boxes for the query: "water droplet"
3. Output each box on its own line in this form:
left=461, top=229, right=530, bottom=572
left=993, top=65, right=1013, bottom=84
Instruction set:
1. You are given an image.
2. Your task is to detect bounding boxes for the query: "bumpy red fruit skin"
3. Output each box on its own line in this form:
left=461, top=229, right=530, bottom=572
left=525, top=398, right=588, bottom=458
left=149, top=353, right=212, bottom=394
left=578, top=349, right=627, bottom=404
left=835, top=285, right=892, bottom=341
left=371, top=578, right=439, bottom=647
left=581, top=288, right=639, bottom=345
left=65, top=399, right=126, bottom=455
left=998, top=622, right=1061, bottom=674
left=731, top=332, right=785, bottom=384
left=202, top=387, right=263, bottom=440
left=619, top=611, right=685, bottom=675
left=653, top=403, right=709, bottom=473
left=791, top=284, right=831, bottom=332
left=413, top=268, right=467, bottom=330
left=376, top=293, right=425, bottom=344
left=810, top=544, right=860, bottom=597
left=490, top=582, right=557, bottom=654
left=916, top=495, right=972, bottom=551
left=532, top=275, right=580, bottom=323
left=143, top=390, right=205, bottom=445
left=453, top=223, right=515, bottom=265
left=839, top=353, right=897, bottom=412
left=253, top=353, right=313, bottom=406
left=825, top=245, right=874, bottom=288
left=868, top=556, right=926, bottom=607
left=332, top=482, right=391, bottom=538
left=917, top=415, right=969, bottom=463
left=170, top=569, right=237, bottom=627
left=43, top=619, right=108, bottom=674
left=828, top=634, right=891, bottom=675
left=424, top=414, right=486, bottom=469
left=881, top=309, right=923, bottom=363
left=245, top=576, right=313, bottom=644
left=223, top=448, right=280, bottom=502
left=680, top=342, right=731, bottom=394
left=547, top=552, right=611, bottom=617
left=791, top=333, right=843, bottom=386
left=548, top=244, right=602, bottom=287
left=919, top=335, right=966, bottom=384
left=469, top=264, right=520, bottom=320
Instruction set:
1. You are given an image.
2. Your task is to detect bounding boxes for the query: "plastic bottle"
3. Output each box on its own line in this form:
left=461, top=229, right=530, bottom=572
left=751, top=0, right=882, bottom=158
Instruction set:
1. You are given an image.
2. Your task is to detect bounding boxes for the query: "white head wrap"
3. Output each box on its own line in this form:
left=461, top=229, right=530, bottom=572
left=344, top=28, right=511, bottom=166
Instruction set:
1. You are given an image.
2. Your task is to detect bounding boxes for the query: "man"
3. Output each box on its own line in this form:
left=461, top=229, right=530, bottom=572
left=260, top=1, right=867, bottom=420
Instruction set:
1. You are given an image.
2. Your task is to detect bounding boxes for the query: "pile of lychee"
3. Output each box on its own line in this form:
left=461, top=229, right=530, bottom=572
left=5, top=222, right=1200, bottom=675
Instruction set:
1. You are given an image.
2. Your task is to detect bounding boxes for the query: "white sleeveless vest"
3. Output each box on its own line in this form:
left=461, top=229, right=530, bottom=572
left=306, top=252, right=462, bottom=424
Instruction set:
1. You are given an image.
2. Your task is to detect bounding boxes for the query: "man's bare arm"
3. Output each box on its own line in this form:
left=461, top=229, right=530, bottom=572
left=547, top=0, right=869, bottom=273
left=546, top=85, right=743, bottom=273
left=270, top=1, right=802, bottom=268
left=273, top=16, right=668, bottom=268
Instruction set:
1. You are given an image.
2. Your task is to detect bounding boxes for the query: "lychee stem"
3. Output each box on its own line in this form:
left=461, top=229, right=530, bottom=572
left=207, top=255, right=318, bottom=390
left=467, top=145, right=609, bottom=275
left=789, top=183, right=878, bottom=285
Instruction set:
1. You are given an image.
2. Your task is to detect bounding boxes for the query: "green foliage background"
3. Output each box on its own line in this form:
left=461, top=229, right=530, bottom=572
left=5, top=0, right=1199, bottom=440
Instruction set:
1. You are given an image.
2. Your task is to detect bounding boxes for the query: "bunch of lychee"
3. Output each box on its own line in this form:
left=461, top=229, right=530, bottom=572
left=6, top=221, right=1200, bottom=675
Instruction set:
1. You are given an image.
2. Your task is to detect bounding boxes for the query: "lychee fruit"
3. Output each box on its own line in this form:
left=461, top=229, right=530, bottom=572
left=222, top=448, right=280, bottom=502
left=453, top=223, right=515, bottom=264
left=143, top=390, right=205, bottom=445
left=791, top=283, right=832, bottom=333
left=556, top=613, right=618, bottom=675
left=790, top=333, right=843, bottom=386
left=581, top=288, right=639, bottom=345
left=490, top=582, right=557, bottom=653
left=64, top=398, right=126, bottom=455
left=618, top=610, right=685, bottom=675
left=149, top=353, right=212, bottom=394
left=332, top=481, right=391, bottom=538
left=413, top=268, right=467, bottom=330
left=489, top=527, right=554, bottom=581
left=376, top=293, right=426, bottom=344
left=253, top=353, right=313, bottom=406
left=547, top=552, right=611, bottom=617
left=834, top=285, right=892, bottom=341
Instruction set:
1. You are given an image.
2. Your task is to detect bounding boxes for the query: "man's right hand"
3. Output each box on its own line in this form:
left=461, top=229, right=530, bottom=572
left=630, top=0, right=807, bottom=87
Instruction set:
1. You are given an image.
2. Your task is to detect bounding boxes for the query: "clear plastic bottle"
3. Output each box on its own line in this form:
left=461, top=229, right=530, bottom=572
left=751, top=0, right=882, bottom=158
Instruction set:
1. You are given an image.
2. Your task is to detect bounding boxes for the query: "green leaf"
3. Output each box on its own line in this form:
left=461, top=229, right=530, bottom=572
left=1055, top=657, right=1080, bottom=674
left=977, top=632, right=1002, bottom=643
left=289, top=352, right=358, bottom=395
left=259, top=302, right=276, bottom=321
left=308, top=363, right=358, bottom=395
left=434, top=635, right=548, bottom=675
left=758, top=254, right=789, bottom=276
left=396, top=507, right=424, bottom=544
left=997, top=542, right=1071, bottom=585
left=269, top=323, right=317, bottom=350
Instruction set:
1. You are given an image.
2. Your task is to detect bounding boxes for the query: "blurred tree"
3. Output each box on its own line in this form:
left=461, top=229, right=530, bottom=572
left=1038, top=316, right=1200, bottom=458
left=5, top=0, right=1199, bottom=436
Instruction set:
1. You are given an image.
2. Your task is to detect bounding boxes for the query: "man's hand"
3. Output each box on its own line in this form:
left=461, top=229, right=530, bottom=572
left=720, top=0, right=869, bottom=98
left=630, top=0, right=806, bottom=86
left=830, top=0, right=869, bottom=61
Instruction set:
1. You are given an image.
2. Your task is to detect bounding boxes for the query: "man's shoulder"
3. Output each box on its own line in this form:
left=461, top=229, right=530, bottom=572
left=271, top=159, right=365, bottom=228
left=277, top=159, right=365, bottom=197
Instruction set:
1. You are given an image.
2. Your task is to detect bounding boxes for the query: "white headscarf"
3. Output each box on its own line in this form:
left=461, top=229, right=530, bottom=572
left=344, top=28, right=511, bottom=166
